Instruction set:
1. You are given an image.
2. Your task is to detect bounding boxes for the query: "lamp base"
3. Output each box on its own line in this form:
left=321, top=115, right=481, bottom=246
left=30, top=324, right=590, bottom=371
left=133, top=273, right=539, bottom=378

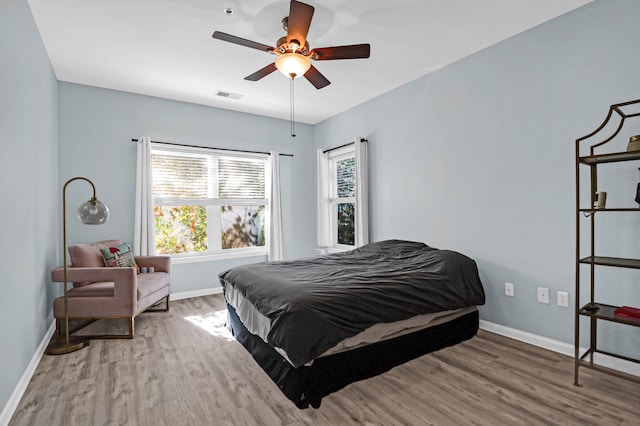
left=46, top=336, right=89, bottom=355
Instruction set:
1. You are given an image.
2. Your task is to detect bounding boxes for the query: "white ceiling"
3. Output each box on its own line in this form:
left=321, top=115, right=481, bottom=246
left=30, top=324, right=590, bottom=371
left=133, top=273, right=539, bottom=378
left=27, top=0, right=591, bottom=125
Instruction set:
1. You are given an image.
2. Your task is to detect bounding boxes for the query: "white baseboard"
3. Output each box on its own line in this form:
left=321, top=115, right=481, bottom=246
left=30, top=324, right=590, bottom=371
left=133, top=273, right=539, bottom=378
left=480, top=320, right=640, bottom=378
left=0, top=321, right=56, bottom=426
left=169, top=286, right=223, bottom=301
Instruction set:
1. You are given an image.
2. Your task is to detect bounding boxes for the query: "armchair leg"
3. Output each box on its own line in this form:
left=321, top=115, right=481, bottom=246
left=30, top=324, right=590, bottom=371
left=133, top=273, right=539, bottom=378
left=146, top=295, right=170, bottom=313
left=53, top=317, right=134, bottom=339
left=51, top=294, right=168, bottom=341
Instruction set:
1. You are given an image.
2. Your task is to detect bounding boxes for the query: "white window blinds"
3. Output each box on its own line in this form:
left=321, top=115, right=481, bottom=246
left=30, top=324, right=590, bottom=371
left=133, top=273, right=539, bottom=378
left=152, top=153, right=208, bottom=199
left=218, top=158, right=265, bottom=198
left=151, top=153, right=266, bottom=201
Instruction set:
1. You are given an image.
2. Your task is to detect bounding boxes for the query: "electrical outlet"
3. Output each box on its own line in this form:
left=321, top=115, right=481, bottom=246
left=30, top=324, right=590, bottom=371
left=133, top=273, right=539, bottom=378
left=537, top=287, right=550, bottom=304
left=505, top=282, right=514, bottom=297
left=557, top=291, right=569, bottom=307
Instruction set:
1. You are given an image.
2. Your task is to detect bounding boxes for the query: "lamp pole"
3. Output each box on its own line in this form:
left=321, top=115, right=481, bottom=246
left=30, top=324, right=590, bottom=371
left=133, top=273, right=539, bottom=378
left=46, top=177, right=109, bottom=355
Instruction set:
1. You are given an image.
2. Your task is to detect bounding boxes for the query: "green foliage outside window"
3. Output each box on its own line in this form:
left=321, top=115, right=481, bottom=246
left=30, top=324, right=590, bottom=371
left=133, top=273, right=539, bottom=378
left=337, top=203, right=355, bottom=245
left=154, top=205, right=265, bottom=254
left=155, top=206, right=207, bottom=254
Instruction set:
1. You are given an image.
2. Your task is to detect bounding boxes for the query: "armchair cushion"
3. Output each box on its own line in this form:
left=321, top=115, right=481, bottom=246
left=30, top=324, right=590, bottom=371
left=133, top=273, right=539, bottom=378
left=68, top=239, right=122, bottom=287
left=137, top=272, right=170, bottom=300
left=69, top=239, right=122, bottom=268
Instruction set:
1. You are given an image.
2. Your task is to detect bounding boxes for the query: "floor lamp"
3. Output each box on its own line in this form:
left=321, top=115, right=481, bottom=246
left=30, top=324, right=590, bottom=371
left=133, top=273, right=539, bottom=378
left=46, top=177, right=109, bottom=355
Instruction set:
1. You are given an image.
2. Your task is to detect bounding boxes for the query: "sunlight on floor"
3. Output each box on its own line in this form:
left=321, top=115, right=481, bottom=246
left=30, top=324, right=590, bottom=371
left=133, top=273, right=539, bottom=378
left=184, top=309, right=234, bottom=341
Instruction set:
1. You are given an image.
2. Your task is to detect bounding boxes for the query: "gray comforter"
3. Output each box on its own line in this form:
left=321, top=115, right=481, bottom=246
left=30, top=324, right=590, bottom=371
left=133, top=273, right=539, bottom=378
left=219, top=240, right=485, bottom=368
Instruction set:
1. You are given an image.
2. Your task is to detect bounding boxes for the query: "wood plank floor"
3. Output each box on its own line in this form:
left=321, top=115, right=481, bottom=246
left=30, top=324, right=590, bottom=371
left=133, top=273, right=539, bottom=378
left=10, top=294, right=640, bottom=425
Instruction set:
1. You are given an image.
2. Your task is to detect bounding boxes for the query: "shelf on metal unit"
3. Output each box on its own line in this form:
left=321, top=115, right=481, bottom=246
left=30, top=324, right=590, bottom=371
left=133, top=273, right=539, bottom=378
left=579, top=303, right=640, bottom=327
left=579, top=150, right=640, bottom=164
left=579, top=208, right=640, bottom=212
left=579, top=256, right=640, bottom=269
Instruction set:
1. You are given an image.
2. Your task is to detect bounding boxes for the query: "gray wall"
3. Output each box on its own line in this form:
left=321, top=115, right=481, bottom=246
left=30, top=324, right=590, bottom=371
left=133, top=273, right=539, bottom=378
left=3, top=0, right=640, bottom=419
left=0, top=0, right=59, bottom=417
left=314, top=0, right=640, bottom=355
left=57, top=83, right=317, bottom=295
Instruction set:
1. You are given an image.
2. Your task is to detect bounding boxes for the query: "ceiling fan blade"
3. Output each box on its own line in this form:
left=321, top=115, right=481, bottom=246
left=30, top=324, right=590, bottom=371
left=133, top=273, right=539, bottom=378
left=310, top=44, right=371, bottom=60
left=287, top=0, right=314, bottom=47
left=304, top=65, right=330, bottom=89
left=244, top=63, right=278, bottom=81
left=212, top=31, right=275, bottom=53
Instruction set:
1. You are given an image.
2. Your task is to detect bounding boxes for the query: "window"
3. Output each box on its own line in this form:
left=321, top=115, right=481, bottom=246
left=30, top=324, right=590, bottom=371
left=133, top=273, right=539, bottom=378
left=151, top=144, right=268, bottom=257
left=317, top=140, right=368, bottom=250
left=330, top=151, right=356, bottom=246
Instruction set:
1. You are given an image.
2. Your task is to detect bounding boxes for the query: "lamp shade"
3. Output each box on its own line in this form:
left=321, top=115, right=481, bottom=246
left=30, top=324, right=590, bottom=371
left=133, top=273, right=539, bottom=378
left=275, top=53, right=311, bottom=78
left=77, top=197, right=109, bottom=224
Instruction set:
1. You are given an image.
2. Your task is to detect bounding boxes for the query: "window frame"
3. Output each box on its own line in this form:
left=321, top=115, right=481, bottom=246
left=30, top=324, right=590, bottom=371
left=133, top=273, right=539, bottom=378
left=150, top=143, right=269, bottom=261
left=325, top=145, right=357, bottom=251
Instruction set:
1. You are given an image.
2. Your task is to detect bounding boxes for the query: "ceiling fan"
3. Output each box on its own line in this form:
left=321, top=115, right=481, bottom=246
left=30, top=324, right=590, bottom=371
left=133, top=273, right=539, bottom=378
left=212, top=0, right=371, bottom=89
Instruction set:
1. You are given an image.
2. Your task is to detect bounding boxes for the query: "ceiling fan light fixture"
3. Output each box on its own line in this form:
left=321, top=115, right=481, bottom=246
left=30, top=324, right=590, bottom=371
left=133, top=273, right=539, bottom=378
left=212, top=0, right=369, bottom=90
left=275, top=53, right=311, bottom=79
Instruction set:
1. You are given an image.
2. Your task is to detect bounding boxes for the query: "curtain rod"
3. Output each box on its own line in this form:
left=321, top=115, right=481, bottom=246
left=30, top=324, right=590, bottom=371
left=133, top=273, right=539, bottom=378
left=322, top=138, right=368, bottom=154
left=131, top=138, right=293, bottom=157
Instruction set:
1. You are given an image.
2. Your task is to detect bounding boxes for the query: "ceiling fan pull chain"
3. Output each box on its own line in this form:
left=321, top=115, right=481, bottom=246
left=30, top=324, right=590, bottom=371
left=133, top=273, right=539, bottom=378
left=290, top=76, right=296, bottom=137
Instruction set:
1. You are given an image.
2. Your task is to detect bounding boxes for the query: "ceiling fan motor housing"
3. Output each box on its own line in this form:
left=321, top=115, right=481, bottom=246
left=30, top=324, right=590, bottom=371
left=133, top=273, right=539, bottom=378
left=276, top=36, right=309, bottom=56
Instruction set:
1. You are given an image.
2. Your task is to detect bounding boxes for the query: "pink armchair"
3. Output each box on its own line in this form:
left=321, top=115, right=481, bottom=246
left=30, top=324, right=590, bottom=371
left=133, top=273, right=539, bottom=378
left=51, top=240, right=171, bottom=339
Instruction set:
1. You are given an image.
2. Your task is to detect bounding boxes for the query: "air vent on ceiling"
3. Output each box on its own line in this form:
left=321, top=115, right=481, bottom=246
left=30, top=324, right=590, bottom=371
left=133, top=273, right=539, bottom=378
left=215, top=90, right=243, bottom=100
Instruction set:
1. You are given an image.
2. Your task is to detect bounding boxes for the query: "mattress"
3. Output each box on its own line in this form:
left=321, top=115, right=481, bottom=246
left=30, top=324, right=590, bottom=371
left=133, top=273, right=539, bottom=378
left=226, top=282, right=476, bottom=365
left=219, top=239, right=485, bottom=368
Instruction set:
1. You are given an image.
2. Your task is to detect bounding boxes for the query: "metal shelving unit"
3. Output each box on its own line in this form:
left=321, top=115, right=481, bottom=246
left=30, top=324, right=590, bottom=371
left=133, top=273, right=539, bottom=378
left=574, top=99, right=640, bottom=386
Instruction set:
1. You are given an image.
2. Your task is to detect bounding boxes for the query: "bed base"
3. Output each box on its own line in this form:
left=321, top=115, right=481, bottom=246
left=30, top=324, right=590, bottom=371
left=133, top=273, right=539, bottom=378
left=226, top=303, right=479, bottom=409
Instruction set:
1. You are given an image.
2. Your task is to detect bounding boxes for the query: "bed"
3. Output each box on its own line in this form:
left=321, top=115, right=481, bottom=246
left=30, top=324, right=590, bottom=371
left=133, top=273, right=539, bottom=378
left=218, top=239, right=485, bottom=408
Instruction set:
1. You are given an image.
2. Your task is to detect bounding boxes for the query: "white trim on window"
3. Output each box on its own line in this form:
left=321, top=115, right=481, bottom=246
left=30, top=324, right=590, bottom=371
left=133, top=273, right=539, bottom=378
left=169, top=248, right=268, bottom=264
left=150, top=143, right=269, bottom=259
left=317, top=137, right=368, bottom=250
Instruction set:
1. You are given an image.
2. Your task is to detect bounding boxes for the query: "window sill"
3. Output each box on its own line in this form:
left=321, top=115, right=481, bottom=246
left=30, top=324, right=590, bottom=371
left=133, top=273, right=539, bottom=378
left=169, top=249, right=268, bottom=265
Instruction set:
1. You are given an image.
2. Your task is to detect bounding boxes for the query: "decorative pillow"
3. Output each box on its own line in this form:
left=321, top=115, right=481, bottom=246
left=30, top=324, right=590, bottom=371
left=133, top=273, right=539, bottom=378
left=100, top=242, right=137, bottom=268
